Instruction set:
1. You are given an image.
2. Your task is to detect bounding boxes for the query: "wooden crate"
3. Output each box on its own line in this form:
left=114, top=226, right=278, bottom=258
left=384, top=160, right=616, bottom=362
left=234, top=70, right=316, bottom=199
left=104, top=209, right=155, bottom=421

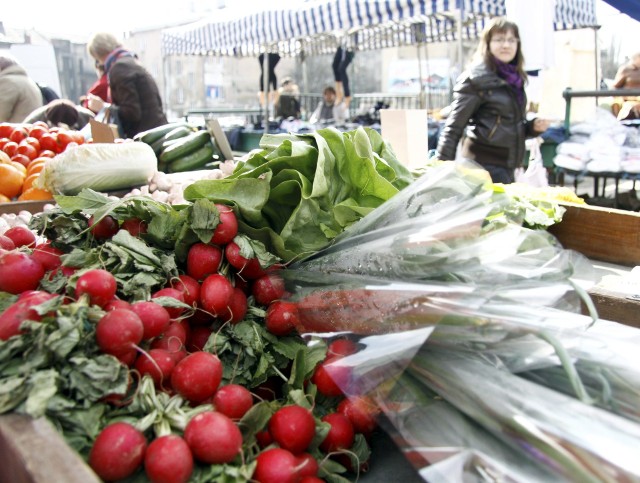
left=0, top=414, right=99, bottom=483
left=549, top=202, right=640, bottom=327
left=548, top=202, right=640, bottom=267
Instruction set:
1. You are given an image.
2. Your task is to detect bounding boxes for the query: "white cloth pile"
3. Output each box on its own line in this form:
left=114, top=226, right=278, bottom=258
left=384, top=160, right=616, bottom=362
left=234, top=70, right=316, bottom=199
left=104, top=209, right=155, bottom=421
left=554, top=107, right=636, bottom=173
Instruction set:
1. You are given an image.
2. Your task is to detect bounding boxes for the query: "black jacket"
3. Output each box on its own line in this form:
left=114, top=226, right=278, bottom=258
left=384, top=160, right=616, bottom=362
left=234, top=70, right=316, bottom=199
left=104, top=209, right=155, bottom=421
left=109, top=56, right=167, bottom=138
left=437, top=62, right=535, bottom=169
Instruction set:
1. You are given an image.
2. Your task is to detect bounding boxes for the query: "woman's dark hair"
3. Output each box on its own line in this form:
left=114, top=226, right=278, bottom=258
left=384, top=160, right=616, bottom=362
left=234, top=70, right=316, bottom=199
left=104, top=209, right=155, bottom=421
left=474, top=17, right=527, bottom=84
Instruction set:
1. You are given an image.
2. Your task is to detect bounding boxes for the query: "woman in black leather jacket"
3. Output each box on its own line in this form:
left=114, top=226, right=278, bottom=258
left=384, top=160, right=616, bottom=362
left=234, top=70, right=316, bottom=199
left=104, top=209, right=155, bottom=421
left=436, top=18, right=549, bottom=183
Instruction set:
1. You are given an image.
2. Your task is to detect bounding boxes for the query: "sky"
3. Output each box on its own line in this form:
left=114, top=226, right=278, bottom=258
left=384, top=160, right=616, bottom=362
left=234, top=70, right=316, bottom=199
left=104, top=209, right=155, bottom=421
left=2, top=0, right=638, bottom=59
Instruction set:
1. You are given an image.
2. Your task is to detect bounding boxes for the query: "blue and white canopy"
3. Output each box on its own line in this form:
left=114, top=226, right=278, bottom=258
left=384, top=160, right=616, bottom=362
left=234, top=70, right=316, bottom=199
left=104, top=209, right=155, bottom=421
left=161, top=0, right=597, bottom=57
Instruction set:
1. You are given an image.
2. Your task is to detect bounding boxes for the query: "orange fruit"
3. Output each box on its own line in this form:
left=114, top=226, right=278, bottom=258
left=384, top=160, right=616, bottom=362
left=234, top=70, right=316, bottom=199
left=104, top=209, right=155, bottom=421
left=22, top=173, right=40, bottom=192
left=26, top=160, right=46, bottom=176
left=11, top=161, right=27, bottom=176
left=0, top=151, right=10, bottom=164
left=0, top=163, right=25, bottom=198
left=0, top=194, right=11, bottom=203
left=17, top=187, right=54, bottom=201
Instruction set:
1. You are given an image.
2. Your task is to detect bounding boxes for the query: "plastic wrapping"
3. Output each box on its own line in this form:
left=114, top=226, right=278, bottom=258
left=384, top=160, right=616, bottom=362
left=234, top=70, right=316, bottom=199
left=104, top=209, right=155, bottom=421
left=281, top=160, right=640, bottom=481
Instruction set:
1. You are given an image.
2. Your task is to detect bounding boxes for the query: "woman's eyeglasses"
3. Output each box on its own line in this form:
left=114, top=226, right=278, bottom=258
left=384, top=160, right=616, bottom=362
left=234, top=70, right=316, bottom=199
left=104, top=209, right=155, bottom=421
left=490, top=37, right=519, bottom=46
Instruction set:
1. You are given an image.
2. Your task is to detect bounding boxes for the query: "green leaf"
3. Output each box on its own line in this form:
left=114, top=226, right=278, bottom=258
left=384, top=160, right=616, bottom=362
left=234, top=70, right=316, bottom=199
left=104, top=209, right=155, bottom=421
left=190, top=198, right=220, bottom=243
left=25, top=369, right=60, bottom=417
left=55, top=189, right=112, bottom=214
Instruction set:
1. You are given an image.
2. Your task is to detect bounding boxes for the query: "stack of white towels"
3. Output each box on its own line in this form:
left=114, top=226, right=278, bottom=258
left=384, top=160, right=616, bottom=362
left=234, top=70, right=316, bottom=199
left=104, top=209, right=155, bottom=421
left=554, top=108, right=640, bottom=173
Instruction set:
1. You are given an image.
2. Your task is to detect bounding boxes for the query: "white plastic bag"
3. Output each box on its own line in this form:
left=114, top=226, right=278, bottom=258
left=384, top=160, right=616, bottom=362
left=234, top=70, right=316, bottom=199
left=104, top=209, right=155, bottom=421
left=515, top=137, right=549, bottom=187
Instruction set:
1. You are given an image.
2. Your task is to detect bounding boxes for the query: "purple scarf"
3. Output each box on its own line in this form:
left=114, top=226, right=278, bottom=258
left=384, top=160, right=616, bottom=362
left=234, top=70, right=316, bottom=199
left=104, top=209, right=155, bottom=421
left=494, top=58, right=525, bottom=107
left=103, top=48, right=136, bottom=76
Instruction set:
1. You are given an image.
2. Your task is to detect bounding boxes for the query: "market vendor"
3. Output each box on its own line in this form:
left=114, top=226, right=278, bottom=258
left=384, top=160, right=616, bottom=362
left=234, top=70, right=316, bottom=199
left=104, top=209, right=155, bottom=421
left=23, top=99, right=95, bottom=130
left=612, top=52, right=640, bottom=121
left=85, top=32, right=168, bottom=138
left=309, top=86, right=349, bottom=126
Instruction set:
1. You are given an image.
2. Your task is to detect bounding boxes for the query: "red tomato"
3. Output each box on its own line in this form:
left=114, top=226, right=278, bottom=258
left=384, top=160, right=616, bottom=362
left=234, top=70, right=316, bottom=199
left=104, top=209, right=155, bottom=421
left=56, top=131, right=74, bottom=151
left=9, top=128, right=29, bottom=144
left=31, top=121, right=49, bottom=130
left=0, top=139, right=9, bottom=150
left=22, top=137, right=41, bottom=152
left=39, top=149, right=56, bottom=158
left=28, top=126, right=48, bottom=140
left=39, top=133, right=58, bottom=153
left=17, top=143, right=38, bottom=160
left=3, top=141, right=19, bottom=157
left=70, top=131, right=85, bottom=144
left=0, top=123, right=14, bottom=139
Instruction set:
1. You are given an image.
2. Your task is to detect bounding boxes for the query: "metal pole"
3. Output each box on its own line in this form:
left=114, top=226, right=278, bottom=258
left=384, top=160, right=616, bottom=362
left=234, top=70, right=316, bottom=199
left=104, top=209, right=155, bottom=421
left=416, top=42, right=426, bottom=110
left=458, top=1, right=464, bottom=74
left=262, top=49, right=270, bottom=133
left=594, top=26, right=600, bottom=106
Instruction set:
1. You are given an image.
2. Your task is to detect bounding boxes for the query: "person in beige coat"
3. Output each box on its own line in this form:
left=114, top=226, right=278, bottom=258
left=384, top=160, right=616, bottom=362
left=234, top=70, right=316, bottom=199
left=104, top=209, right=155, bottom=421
left=0, top=54, right=43, bottom=123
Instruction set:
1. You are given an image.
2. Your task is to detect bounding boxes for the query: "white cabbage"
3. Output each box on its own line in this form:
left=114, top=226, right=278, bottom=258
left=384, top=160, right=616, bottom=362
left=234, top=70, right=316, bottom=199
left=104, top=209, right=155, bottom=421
left=36, top=142, right=157, bottom=195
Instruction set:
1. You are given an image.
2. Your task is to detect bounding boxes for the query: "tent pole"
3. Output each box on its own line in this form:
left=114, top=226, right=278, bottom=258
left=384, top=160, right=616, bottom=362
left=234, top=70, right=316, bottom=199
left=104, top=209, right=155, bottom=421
left=416, top=42, right=426, bottom=109
left=262, top=48, right=270, bottom=133
left=457, top=2, right=464, bottom=74
left=594, top=25, right=600, bottom=106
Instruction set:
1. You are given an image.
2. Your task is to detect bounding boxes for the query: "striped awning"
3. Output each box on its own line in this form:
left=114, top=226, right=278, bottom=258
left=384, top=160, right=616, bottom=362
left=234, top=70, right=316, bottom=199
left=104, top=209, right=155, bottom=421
left=161, top=0, right=596, bottom=57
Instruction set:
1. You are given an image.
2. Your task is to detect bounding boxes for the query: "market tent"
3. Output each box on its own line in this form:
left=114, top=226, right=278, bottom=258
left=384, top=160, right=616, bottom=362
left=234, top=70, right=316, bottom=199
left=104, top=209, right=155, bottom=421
left=601, top=0, right=640, bottom=22
left=161, top=0, right=598, bottom=58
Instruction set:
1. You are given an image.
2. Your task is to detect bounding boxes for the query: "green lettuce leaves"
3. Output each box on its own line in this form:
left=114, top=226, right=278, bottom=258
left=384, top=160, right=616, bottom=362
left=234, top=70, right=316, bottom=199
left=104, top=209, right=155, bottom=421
left=183, top=127, right=414, bottom=262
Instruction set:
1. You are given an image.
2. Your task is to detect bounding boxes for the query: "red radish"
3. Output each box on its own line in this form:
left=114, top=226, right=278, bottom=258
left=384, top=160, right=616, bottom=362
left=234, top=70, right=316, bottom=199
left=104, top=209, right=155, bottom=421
left=89, top=214, right=119, bottom=240
left=144, top=434, right=193, bottom=483
left=118, top=349, right=139, bottom=367
left=169, top=274, right=200, bottom=307
left=220, top=287, right=247, bottom=324
left=131, top=301, right=171, bottom=340
left=199, top=274, right=234, bottom=317
left=255, top=429, right=273, bottom=448
left=224, top=242, right=265, bottom=279
left=186, top=308, right=214, bottom=327
left=300, top=477, right=324, bottom=483
left=151, top=320, right=189, bottom=355
left=337, top=397, right=378, bottom=437
left=171, top=351, right=222, bottom=404
left=0, top=251, right=44, bottom=294
left=0, top=291, right=55, bottom=340
left=88, top=422, right=147, bottom=481
left=184, top=411, right=242, bottom=464
left=212, top=384, right=253, bottom=420
left=95, top=309, right=144, bottom=357
left=210, top=204, right=238, bottom=245
left=151, top=287, right=186, bottom=319
left=265, top=301, right=299, bottom=336
left=104, top=298, right=132, bottom=311
left=268, top=405, right=316, bottom=455
left=253, top=447, right=299, bottom=483
left=296, top=453, right=319, bottom=478
left=328, top=338, right=358, bottom=358
left=186, top=243, right=222, bottom=281
left=31, top=242, right=63, bottom=272
left=0, top=235, right=15, bottom=250
left=75, top=269, right=117, bottom=308
left=187, top=326, right=213, bottom=352
left=312, top=357, right=348, bottom=398
left=252, top=273, right=285, bottom=306
left=121, top=217, right=148, bottom=237
left=319, top=413, right=354, bottom=453
left=4, top=226, right=36, bottom=248
left=134, top=348, right=176, bottom=389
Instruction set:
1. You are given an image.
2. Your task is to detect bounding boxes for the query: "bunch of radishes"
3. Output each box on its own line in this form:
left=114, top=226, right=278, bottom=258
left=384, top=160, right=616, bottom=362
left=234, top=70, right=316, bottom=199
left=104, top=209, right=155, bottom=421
left=0, top=199, right=379, bottom=482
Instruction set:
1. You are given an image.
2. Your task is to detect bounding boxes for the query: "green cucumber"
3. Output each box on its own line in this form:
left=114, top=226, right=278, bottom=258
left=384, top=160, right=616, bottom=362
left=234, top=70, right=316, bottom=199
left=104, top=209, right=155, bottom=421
left=168, top=141, right=216, bottom=172
left=150, top=126, right=193, bottom=155
left=134, top=122, right=191, bottom=144
left=159, top=130, right=211, bottom=164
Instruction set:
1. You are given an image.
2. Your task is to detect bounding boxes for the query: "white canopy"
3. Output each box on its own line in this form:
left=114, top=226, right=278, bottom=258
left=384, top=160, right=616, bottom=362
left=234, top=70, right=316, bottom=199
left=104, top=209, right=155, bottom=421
left=161, top=0, right=597, bottom=57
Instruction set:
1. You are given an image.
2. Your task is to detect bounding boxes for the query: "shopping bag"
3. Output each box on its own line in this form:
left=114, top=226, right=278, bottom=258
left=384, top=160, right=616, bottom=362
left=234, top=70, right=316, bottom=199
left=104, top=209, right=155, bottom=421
left=515, top=137, right=549, bottom=187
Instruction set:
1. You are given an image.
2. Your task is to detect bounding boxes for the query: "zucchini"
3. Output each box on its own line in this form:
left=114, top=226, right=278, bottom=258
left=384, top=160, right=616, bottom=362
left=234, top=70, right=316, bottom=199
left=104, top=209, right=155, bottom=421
left=168, top=141, right=216, bottom=172
left=159, top=130, right=211, bottom=164
left=133, top=122, right=191, bottom=144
